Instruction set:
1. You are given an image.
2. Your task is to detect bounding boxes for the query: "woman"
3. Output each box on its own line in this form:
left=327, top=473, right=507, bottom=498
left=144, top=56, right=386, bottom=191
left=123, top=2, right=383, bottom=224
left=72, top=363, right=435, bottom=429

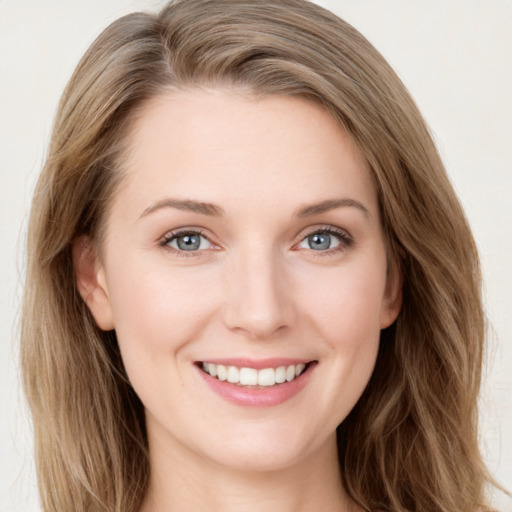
left=20, top=0, right=500, bottom=510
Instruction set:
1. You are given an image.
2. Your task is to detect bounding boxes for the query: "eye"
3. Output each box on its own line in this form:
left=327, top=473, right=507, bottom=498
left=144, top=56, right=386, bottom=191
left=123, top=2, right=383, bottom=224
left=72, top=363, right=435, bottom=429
left=162, top=230, right=213, bottom=252
left=296, top=227, right=351, bottom=253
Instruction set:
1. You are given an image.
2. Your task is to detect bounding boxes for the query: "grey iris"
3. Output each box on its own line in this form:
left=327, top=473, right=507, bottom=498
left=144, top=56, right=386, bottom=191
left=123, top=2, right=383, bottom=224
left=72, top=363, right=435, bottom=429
left=308, top=233, right=331, bottom=250
left=177, top=234, right=201, bottom=251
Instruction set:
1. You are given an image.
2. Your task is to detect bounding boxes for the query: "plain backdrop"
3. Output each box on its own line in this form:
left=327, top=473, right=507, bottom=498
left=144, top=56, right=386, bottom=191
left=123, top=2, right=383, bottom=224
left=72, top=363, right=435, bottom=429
left=1, top=1, right=511, bottom=510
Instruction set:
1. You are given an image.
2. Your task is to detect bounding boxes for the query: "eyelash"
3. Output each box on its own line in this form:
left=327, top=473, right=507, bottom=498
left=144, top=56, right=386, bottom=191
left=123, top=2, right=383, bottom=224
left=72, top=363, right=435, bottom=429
left=159, top=228, right=212, bottom=258
left=159, top=226, right=353, bottom=258
left=298, top=226, right=353, bottom=257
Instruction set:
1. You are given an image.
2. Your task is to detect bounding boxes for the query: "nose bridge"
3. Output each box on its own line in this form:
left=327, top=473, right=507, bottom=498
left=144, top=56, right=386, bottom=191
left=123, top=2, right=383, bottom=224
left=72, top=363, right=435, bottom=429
left=222, top=240, right=293, bottom=339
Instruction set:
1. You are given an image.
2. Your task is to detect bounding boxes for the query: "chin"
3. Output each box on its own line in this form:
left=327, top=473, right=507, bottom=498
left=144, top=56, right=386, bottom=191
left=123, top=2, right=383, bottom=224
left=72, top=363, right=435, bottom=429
left=196, top=421, right=334, bottom=473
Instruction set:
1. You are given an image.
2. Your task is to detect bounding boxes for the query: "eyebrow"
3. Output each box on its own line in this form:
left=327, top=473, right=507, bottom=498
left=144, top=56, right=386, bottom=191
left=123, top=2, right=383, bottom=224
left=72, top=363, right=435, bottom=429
left=139, top=198, right=225, bottom=219
left=138, top=197, right=369, bottom=220
left=294, top=198, right=370, bottom=218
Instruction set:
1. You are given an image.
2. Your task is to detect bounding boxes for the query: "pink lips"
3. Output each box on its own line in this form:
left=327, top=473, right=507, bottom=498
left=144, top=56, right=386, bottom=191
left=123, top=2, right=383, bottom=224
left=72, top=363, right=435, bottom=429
left=195, top=359, right=316, bottom=408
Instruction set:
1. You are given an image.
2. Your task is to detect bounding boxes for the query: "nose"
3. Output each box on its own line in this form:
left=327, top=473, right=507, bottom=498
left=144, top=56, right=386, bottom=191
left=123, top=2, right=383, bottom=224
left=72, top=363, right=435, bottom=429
left=222, top=247, right=295, bottom=340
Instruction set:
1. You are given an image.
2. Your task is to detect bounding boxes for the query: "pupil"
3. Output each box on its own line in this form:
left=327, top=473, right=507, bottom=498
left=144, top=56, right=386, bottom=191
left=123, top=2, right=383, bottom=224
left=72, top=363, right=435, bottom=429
left=309, top=233, right=330, bottom=250
left=177, top=234, right=200, bottom=251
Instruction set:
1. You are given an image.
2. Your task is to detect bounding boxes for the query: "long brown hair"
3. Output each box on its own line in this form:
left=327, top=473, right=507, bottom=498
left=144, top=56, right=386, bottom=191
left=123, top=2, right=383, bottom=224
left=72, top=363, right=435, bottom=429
left=21, top=1, right=497, bottom=510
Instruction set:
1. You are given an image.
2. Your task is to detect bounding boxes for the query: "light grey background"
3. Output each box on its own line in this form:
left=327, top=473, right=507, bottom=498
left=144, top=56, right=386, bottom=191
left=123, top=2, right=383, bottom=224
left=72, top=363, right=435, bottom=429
left=1, top=1, right=510, bottom=510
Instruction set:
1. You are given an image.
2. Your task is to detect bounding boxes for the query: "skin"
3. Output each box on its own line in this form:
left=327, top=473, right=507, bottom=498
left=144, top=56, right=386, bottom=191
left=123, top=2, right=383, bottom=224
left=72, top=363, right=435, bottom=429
left=75, top=89, right=402, bottom=512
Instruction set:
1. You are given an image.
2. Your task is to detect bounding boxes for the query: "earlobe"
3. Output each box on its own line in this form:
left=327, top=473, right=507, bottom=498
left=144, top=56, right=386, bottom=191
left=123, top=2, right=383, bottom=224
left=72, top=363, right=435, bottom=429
left=380, top=259, right=403, bottom=329
left=72, top=236, right=115, bottom=331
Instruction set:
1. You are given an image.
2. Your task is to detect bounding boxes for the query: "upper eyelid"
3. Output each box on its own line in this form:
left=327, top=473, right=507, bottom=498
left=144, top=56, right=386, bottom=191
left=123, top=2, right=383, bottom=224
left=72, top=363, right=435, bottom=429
left=296, top=224, right=352, bottom=241
left=161, top=227, right=211, bottom=242
left=161, top=224, right=351, bottom=237
left=297, top=222, right=353, bottom=245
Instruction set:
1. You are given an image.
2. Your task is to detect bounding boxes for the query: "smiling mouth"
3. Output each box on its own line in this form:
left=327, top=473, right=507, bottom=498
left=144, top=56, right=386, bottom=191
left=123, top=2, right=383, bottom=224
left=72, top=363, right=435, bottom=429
left=197, top=361, right=315, bottom=388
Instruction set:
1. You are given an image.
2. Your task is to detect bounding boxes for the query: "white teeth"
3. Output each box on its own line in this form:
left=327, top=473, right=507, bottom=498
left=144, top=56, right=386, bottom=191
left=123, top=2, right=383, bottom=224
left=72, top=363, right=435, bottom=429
left=239, top=367, right=258, bottom=385
left=257, top=368, right=275, bottom=386
left=201, top=362, right=309, bottom=387
left=295, top=363, right=306, bottom=377
left=275, top=366, right=286, bottom=384
left=227, top=366, right=239, bottom=383
left=207, top=363, right=218, bottom=377
left=217, top=365, right=227, bottom=381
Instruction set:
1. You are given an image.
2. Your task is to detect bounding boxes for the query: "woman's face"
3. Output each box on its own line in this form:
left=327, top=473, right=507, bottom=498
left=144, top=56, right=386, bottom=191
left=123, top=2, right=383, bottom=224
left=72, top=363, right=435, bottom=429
left=77, top=90, right=401, bottom=472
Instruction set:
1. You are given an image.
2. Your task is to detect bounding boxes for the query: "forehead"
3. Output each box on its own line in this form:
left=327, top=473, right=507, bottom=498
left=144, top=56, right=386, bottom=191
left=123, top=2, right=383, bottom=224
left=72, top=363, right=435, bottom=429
left=113, top=89, right=377, bottom=219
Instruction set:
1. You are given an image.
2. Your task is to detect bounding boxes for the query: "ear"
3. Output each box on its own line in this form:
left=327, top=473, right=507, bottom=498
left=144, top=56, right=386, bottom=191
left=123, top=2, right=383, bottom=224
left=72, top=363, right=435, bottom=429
left=380, top=257, right=403, bottom=329
left=72, top=235, right=115, bottom=331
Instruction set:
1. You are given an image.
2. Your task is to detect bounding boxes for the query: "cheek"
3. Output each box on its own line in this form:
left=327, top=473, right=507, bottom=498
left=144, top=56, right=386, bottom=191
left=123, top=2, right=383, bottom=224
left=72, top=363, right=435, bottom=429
left=105, top=257, right=221, bottom=371
left=299, top=256, right=387, bottom=344
left=321, top=264, right=385, bottom=373
left=105, top=260, right=225, bottom=420
left=297, top=260, right=386, bottom=418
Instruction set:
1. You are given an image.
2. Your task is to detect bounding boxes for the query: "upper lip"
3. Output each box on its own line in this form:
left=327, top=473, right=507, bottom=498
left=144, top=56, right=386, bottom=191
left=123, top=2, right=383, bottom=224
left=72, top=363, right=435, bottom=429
left=196, top=358, right=315, bottom=370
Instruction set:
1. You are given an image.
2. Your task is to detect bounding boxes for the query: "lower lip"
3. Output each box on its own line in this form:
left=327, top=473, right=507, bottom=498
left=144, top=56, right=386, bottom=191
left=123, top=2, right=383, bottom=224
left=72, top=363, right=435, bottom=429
left=196, top=363, right=316, bottom=407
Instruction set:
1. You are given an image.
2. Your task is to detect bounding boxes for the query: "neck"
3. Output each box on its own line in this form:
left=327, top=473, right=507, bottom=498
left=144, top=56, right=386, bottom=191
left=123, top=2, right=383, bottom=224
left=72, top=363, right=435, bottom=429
left=139, top=424, right=357, bottom=512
